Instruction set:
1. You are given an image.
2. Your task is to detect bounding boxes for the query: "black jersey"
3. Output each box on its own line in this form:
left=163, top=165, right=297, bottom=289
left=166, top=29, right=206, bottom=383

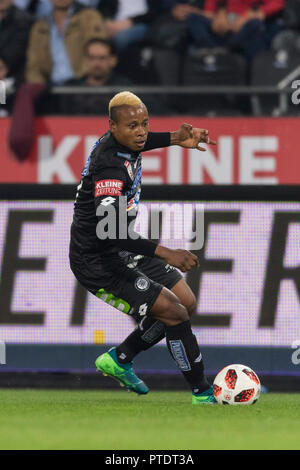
left=69, top=130, right=170, bottom=263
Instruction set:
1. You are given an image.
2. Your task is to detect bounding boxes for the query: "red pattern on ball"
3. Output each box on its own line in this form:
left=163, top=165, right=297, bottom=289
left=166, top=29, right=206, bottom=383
left=242, top=368, right=260, bottom=384
left=213, top=384, right=222, bottom=397
left=225, top=369, right=238, bottom=389
left=234, top=388, right=255, bottom=402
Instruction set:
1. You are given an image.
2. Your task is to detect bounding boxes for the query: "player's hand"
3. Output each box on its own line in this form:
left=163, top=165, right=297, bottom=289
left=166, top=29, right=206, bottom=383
left=171, top=123, right=216, bottom=151
left=155, top=246, right=200, bottom=273
left=181, top=127, right=217, bottom=151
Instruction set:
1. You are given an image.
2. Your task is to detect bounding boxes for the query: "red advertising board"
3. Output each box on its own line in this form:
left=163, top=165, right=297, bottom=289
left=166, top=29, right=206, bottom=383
left=0, top=116, right=299, bottom=184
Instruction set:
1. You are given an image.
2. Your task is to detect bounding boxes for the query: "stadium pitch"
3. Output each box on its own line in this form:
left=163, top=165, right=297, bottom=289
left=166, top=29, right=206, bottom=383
left=0, top=389, right=299, bottom=450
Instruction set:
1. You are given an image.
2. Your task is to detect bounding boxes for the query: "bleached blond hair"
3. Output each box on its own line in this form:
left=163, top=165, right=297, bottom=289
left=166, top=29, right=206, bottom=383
left=109, top=91, right=145, bottom=121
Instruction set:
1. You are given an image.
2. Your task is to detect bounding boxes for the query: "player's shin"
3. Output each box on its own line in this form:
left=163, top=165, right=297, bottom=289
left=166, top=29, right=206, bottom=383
left=165, top=320, right=210, bottom=394
left=116, top=316, right=166, bottom=363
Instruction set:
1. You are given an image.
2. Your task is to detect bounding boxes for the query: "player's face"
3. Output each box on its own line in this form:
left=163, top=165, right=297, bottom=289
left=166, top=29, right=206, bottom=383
left=110, top=105, right=149, bottom=152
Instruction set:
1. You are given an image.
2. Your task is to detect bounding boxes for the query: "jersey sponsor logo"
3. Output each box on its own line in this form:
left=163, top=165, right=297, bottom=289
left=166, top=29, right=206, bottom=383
left=100, top=196, right=116, bottom=206
left=194, top=353, right=202, bottom=363
left=141, top=321, right=165, bottom=344
left=127, top=254, right=144, bottom=269
left=95, top=288, right=130, bottom=314
left=138, top=303, right=148, bottom=316
left=95, top=179, right=123, bottom=197
left=124, top=161, right=134, bottom=180
left=165, top=263, right=175, bottom=272
left=134, top=276, right=150, bottom=291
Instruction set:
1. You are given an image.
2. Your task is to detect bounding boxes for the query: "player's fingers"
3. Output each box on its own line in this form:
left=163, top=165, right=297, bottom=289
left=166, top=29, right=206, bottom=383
left=191, top=254, right=200, bottom=267
left=181, top=258, right=194, bottom=272
left=194, top=257, right=200, bottom=267
left=185, top=256, right=199, bottom=270
left=199, top=131, right=216, bottom=146
left=189, top=252, right=199, bottom=266
left=186, top=261, right=199, bottom=271
left=197, top=143, right=206, bottom=151
left=201, top=134, right=216, bottom=144
left=182, top=123, right=193, bottom=137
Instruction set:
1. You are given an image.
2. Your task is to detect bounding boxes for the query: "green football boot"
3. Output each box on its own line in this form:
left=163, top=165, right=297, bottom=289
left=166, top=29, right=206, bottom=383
left=192, top=386, right=217, bottom=405
left=95, top=347, right=149, bottom=395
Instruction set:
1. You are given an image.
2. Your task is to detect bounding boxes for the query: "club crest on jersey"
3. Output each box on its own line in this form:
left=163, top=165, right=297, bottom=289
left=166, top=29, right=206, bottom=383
left=134, top=277, right=150, bottom=291
left=95, top=179, right=123, bottom=197
left=124, top=161, right=134, bottom=180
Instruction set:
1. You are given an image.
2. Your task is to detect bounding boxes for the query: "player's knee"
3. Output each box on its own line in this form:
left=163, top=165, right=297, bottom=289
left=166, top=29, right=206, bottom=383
left=185, top=294, right=197, bottom=318
left=168, top=298, right=189, bottom=323
left=151, top=288, right=189, bottom=325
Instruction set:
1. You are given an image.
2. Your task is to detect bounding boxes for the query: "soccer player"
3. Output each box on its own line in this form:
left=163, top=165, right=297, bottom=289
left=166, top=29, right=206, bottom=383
left=69, top=91, right=216, bottom=404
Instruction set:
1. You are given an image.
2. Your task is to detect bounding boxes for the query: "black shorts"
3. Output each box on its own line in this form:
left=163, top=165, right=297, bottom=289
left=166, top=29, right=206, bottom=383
left=70, top=254, right=182, bottom=323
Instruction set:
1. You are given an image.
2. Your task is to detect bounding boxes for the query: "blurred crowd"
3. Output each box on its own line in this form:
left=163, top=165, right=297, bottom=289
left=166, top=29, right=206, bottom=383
left=1, top=0, right=300, bottom=118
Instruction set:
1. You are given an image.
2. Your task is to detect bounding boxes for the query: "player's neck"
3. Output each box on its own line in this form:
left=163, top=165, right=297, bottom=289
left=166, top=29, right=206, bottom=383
left=110, top=133, right=137, bottom=155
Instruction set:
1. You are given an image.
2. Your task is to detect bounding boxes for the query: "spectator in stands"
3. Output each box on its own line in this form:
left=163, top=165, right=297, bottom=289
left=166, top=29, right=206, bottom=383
left=97, top=0, right=163, bottom=52
left=272, top=0, right=300, bottom=52
left=0, top=0, right=32, bottom=81
left=186, top=0, right=284, bottom=60
left=150, top=1, right=205, bottom=85
left=150, top=1, right=208, bottom=50
left=25, top=0, right=107, bottom=85
left=60, top=37, right=169, bottom=115
left=61, top=38, right=132, bottom=115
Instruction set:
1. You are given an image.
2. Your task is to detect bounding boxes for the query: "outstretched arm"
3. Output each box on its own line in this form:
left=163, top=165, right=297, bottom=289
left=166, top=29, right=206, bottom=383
left=144, top=123, right=216, bottom=152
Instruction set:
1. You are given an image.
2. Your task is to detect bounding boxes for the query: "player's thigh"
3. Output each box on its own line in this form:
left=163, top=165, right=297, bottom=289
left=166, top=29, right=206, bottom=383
left=150, top=286, right=189, bottom=326
left=138, top=257, right=197, bottom=316
left=111, top=265, right=189, bottom=326
left=138, top=256, right=182, bottom=291
left=138, top=257, right=196, bottom=317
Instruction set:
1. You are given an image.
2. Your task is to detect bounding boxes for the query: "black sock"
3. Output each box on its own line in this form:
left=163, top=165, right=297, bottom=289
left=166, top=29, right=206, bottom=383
left=116, top=316, right=165, bottom=364
left=165, top=320, right=210, bottom=394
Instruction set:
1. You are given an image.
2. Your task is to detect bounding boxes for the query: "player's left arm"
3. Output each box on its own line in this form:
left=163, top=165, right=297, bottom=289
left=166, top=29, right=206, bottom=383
left=144, top=123, right=216, bottom=152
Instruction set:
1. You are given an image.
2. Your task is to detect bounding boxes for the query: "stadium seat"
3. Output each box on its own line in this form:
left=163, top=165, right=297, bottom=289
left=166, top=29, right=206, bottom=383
left=182, top=49, right=247, bottom=116
left=251, top=49, right=300, bottom=115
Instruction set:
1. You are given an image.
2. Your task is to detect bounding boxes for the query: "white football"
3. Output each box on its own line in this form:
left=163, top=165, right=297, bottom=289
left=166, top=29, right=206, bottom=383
left=213, top=364, right=261, bottom=405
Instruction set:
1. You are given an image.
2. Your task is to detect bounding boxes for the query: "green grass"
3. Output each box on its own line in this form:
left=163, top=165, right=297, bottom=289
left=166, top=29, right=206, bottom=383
left=0, top=389, right=299, bottom=450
